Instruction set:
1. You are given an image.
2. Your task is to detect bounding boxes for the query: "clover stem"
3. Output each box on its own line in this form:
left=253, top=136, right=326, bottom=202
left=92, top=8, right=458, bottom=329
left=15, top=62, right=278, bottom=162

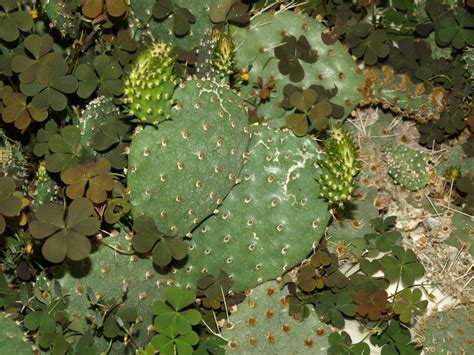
left=428, top=74, right=453, bottom=85
left=99, top=239, right=135, bottom=255
left=100, top=340, right=113, bottom=355
left=201, top=317, right=230, bottom=342
left=221, top=286, right=230, bottom=325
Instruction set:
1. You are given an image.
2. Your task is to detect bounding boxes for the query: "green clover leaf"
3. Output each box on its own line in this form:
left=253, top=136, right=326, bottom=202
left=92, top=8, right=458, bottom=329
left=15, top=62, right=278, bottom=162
left=0, top=176, right=22, bottom=234
left=152, top=286, right=201, bottom=337
left=436, top=7, right=474, bottom=50
left=393, top=288, right=428, bottom=323
left=29, top=198, right=100, bottom=263
left=44, top=125, right=83, bottom=173
left=75, top=55, right=123, bottom=99
left=20, top=57, right=78, bottom=111
left=33, top=120, right=58, bottom=157
left=287, top=88, right=332, bottom=136
left=328, top=331, right=371, bottom=355
left=11, top=34, right=59, bottom=84
left=380, top=246, right=425, bottom=286
left=0, top=0, right=33, bottom=42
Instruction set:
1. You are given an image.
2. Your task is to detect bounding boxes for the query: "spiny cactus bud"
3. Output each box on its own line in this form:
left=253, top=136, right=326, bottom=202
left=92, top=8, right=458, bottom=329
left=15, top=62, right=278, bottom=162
left=124, top=42, right=178, bottom=125
left=444, top=165, right=461, bottom=184
left=213, top=33, right=236, bottom=79
left=316, top=126, right=359, bottom=209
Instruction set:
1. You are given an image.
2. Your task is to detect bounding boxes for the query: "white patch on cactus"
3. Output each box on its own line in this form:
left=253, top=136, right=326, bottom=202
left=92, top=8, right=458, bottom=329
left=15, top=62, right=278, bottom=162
left=280, top=149, right=315, bottom=202
left=198, top=81, right=231, bottom=117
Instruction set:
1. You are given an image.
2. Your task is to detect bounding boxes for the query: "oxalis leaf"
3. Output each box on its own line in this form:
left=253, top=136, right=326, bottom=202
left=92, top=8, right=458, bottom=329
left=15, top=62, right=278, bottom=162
left=29, top=198, right=100, bottom=263
left=0, top=0, right=33, bottom=42
left=132, top=215, right=188, bottom=267
left=380, top=246, right=425, bottom=286
left=74, top=55, right=123, bottom=98
left=152, top=286, right=201, bottom=336
left=0, top=176, right=22, bottom=234
left=393, top=288, right=428, bottom=323
left=44, top=125, right=83, bottom=173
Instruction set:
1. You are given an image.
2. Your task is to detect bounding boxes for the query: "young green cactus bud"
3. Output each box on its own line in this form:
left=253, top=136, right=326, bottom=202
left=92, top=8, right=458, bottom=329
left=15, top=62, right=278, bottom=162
left=124, top=42, right=178, bottom=125
left=443, top=165, right=461, bottom=184
left=316, top=126, right=359, bottom=209
left=213, top=32, right=236, bottom=80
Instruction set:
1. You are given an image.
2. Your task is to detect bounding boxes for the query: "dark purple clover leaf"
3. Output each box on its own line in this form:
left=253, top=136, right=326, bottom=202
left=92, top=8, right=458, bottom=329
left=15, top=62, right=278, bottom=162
left=196, top=270, right=232, bottom=300
left=29, top=198, right=100, bottom=263
left=321, top=16, right=347, bottom=45
left=152, top=0, right=195, bottom=37
left=132, top=215, right=188, bottom=267
left=1, top=91, right=48, bottom=130
left=347, top=24, right=389, bottom=65
left=354, top=289, right=389, bottom=321
left=210, top=0, right=249, bottom=26
left=91, top=118, right=132, bottom=170
left=45, top=125, right=83, bottom=173
left=438, top=108, right=467, bottom=135
left=20, top=57, right=78, bottom=111
left=75, top=55, right=123, bottom=99
left=11, top=34, right=59, bottom=84
left=109, top=29, right=137, bottom=66
left=0, top=176, right=22, bottom=234
left=418, top=121, right=445, bottom=148
left=0, top=0, right=33, bottom=42
left=296, top=35, right=318, bottom=64
left=275, top=35, right=305, bottom=82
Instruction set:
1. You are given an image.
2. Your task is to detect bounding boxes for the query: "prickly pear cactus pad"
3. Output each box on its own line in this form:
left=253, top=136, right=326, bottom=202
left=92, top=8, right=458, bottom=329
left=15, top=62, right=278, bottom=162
left=232, top=10, right=365, bottom=125
left=55, top=228, right=167, bottom=352
left=173, top=125, right=330, bottom=291
left=124, top=42, right=178, bottom=125
left=416, top=306, right=474, bottom=354
left=360, top=66, right=447, bottom=122
left=384, top=144, right=430, bottom=191
left=222, top=280, right=332, bottom=353
left=0, top=313, right=32, bottom=353
left=129, top=0, right=219, bottom=49
left=128, top=79, right=250, bottom=236
left=76, top=96, right=120, bottom=155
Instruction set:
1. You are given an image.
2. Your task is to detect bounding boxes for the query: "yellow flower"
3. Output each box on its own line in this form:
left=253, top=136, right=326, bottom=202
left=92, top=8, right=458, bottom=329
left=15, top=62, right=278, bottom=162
left=31, top=8, right=39, bottom=20
left=240, top=72, right=250, bottom=81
